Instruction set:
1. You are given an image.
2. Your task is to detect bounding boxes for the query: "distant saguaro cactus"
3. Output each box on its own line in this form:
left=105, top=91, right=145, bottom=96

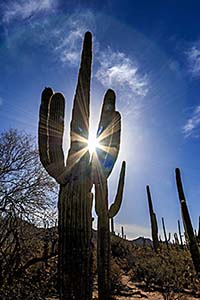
left=175, top=168, right=200, bottom=274
left=146, top=185, right=159, bottom=251
left=178, top=219, right=184, bottom=249
left=162, top=217, right=170, bottom=249
left=39, top=32, right=94, bottom=300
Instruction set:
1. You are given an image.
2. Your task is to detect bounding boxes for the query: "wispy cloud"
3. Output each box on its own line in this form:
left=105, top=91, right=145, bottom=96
left=0, top=97, right=3, bottom=106
left=53, top=11, right=95, bottom=66
left=183, top=105, right=200, bottom=137
left=2, top=0, right=56, bottom=24
left=186, top=42, right=200, bottom=78
left=95, top=48, right=149, bottom=97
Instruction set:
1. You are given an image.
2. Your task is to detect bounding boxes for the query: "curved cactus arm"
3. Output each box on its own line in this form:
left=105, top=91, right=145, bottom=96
left=48, top=92, right=66, bottom=183
left=108, top=161, right=126, bottom=218
left=95, top=89, right=121, bottom=179
left=39, top=88, right=66, bottom=183
left=39, top=87, right=53, bottom=167
left=67, top=31, right=92, bottom=169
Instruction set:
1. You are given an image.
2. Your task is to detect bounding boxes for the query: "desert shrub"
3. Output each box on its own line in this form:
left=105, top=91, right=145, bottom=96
left=130, top=244, right=200, bottom=294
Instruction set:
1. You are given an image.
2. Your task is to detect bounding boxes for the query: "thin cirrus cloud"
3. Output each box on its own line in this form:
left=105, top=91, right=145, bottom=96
left=51, top=12, right=149, bottom=97
left=186, top=41, right=200, bottom=78
left=53, top=11, right=96, bottom=66
left=1, top=0, right=56, bottom=24
left=183, top=105, right=200, bottom=137
left=95, top=48, right=149, bottom=97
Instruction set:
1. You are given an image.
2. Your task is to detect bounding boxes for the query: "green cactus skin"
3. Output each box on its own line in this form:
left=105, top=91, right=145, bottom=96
left=146, top=185, right=159, bottom=252
left=39, top=32, right=93, bottom=300
left=94, top=159, right=126, bottom=300
left=175, top=168, right=200, bottom=274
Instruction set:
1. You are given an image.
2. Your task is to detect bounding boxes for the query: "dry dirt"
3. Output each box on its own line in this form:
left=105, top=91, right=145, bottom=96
left=47, top=275, right=199, bottom=300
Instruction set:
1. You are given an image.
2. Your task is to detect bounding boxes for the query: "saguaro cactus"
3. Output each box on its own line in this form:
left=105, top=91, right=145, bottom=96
left=178, top=219, right=184, bottom=249
left=94, top=160, right=126, bottom=300
left=162, top=217, right=170, bottom=249
left=39, top=32, right=93, bottom=300
left=92, top=95, right=125, bottom=299
left=146, top=185, right=159, bottom=251
left=175, top=168, right=200, bottom=274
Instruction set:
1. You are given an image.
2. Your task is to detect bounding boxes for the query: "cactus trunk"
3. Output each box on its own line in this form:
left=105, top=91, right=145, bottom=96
left=162, top=217, right=169, bottom=249
left=146, top=185, right=159, bottom=252
left=95, top=180, right=110, bottom=300
left=175, top=168, right=200, bottom=274
left=58, top=183, right=93, bottom=299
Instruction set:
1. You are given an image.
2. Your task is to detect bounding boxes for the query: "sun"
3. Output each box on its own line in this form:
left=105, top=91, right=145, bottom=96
left=87, top=131, right=100, bottom=155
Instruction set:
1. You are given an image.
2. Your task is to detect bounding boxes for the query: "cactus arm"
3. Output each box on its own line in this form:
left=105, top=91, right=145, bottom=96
left=39, top=88, right=66, bottom=183
left=67, top=32, right=92, bottom=169
left=48, top=92, right=66, bottom=183
left=95, top=89, right=121, bottom=178
left=108, top=161, right=126, bottom=218
left=39, top=87, right=53, bottom=168
left=175, top=168, right=200, bottom=274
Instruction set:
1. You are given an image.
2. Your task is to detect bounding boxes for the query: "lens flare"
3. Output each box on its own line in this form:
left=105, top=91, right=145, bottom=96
left=87, top=131, right=100, bottom=155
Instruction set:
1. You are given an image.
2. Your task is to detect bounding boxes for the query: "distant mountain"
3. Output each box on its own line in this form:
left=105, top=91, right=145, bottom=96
left=131, top=236, right=153, bottom=247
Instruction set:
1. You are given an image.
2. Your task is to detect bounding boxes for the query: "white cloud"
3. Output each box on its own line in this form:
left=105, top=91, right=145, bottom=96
left=186, top=42, right=200, bottom=78
left=95, top=48, right=148, bottom=97
left=183, top=105, right=200, bottom=137
left=53, top=11, right=95, bottom=66
left=2, top=0, right=56, bottom=24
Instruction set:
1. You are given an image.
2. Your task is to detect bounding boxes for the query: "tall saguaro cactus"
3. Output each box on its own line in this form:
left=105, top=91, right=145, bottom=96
left=146, top=185, right=159, bottom=251
left=175, top=168, right=200, bottom=274
left=39, top=32, right=93, bottom=300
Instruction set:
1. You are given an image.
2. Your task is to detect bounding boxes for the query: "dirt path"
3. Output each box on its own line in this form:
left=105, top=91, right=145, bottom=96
left=47, top=276, right=198, bottom=300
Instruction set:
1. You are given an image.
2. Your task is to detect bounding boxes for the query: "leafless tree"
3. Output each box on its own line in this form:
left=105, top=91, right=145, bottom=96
left=0, top=129, right=58, bottom=299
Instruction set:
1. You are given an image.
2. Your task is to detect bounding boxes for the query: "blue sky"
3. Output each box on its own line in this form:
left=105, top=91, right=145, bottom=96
left=1, top=0, right=200, bottom=239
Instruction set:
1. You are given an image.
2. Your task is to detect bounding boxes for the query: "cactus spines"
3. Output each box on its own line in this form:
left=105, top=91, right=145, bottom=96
left=39, top=32, right=93, bottom=300
left=146, top=185, right=159, bottom=251
left=175, top=168, right=200, bottom=274
left=95, top=161, right=126, bottom=300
